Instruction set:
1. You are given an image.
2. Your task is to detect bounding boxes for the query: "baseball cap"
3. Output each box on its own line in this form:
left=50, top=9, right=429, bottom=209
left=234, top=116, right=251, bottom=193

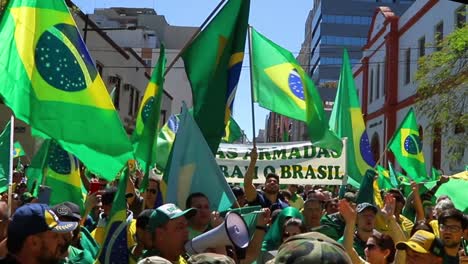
left=395, top=230, right=443, bottom=256
left=8, top=204, right=78, bottom=239
left=137, top=256, right=172, bottom=264
left=356, top=202, right=378, bottom=214
left=147, top=203, right=196, bottom=232
left=20, top=192, right=34, bottom=204
left=188, top=253, right=235, bottom=264
left=52, top=202, right=82, bottom=222
left=273, top=232, right=352, bottom=263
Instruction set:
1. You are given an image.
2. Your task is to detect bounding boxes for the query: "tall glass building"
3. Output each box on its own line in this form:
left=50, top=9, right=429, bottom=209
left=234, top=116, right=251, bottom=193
left=307, top=0, right=414, bottom=107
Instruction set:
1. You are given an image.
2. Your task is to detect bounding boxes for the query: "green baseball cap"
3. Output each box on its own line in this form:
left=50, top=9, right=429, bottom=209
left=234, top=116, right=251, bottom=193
left=147, top=203, right=197, bottom=232
left=273, top=232, right=352, bottom=264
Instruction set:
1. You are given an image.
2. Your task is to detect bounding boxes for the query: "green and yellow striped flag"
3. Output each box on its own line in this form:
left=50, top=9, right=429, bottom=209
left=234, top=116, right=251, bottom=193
left=388, top=108, right=427, bottom=182
left=0, top=0, right=133, bottom=181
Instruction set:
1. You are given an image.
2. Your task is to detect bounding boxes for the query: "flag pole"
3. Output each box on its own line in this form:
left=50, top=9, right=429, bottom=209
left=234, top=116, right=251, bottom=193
left=373, top=144, right=389, bottom=169
left=247, top=26, right=257, bottom=147
left=164, top=0, right=227, bottom=76
left=7, top=116, right=14, bottom=217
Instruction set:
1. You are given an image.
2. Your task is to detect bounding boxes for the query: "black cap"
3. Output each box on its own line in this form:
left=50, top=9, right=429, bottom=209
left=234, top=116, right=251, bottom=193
left=356, top=203, right=378, bottom=214
left=52, top=202, right=81, bottom=222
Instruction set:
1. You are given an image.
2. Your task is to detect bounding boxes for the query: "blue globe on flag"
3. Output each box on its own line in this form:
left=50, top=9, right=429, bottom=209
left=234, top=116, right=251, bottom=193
left=288, top=69, right=305, bottom=100
left=359, top=131, right=376, bottom=167
left=404, top=134, right=422, bottom=155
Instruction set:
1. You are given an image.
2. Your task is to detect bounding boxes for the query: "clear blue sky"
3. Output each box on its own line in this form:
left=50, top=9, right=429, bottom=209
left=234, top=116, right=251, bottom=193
left=73, top=0, right=312, bottom=141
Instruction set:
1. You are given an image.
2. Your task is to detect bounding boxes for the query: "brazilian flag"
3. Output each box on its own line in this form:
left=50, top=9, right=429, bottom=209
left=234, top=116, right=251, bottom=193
left=13, top=141, right=25, bottom=158
left=0, top=0, right=133, bottom=181
left=251, top=28, right=342, bottom=154
left=222, top=116, right=242, bottom=143
left=388, top=108, right=428, bottom=182
left=329, top=49, right=375, bottom=186
left=133, top=44, right=166, bottom=192
left=377, top=165, right=397, bottom=190
left=45, top=140, right=85, bottom=210
left=182, top=0, right=250, bottom=154
left=97, top=167, right=130, bottom=264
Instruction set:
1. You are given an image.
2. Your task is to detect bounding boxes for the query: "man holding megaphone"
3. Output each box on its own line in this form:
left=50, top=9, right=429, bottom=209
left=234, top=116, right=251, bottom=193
left=145, top=203, right=197, bottom=263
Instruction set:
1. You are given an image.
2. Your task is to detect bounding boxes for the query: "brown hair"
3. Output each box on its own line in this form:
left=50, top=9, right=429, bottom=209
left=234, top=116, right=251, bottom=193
left=372, top=231, right=395, bottom=263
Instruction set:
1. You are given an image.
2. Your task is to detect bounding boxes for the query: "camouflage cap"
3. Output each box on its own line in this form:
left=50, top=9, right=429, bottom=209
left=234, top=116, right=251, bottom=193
left=137, top=256, right=172, bottom=264
left=187, top=253, right=235, bottom=264
left=273, top=232, right=352, bottom=264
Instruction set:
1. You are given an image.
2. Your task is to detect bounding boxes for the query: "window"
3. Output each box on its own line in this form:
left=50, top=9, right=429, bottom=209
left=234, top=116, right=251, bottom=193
left=322, top=15, right=372, bottom=25
left=369, top=69, right=374, bottom=103
left=128, top=87, right=134, bottom=116
left=418, top=37, right=425, bottom=57
left=383, top=57, right=387, bottom=96
left=435, top=21, right=443, bottom=51
left=112, top=77, right=121, bottom=110
left=370, top=133, right=380, bottom=165
left=405, top=48, right=411, bottom=84
left=432, top=124, right=441, bottom=169
left=134, top=90, right=140, bottom=115
left=455, top=6, right=466, bottom=29
left=376, top=64, right=380, bottom=99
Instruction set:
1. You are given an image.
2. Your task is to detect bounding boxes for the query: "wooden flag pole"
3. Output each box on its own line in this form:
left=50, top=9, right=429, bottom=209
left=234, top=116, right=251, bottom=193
left=247, top=26, right=257, bottom=148
left=164, top=0, right=227, bottom=76
left=7, top=116, right=14, bottom=217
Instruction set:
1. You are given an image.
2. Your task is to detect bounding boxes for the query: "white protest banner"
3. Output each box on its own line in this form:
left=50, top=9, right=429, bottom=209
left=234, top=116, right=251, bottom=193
left=216, top=140, right=347, bottom=185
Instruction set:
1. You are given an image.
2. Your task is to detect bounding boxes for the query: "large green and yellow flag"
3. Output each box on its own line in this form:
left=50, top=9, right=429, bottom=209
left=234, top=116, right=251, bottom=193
left=251, top=28, right=342, bottom=154
left=0, top=0, right=133, bottom=181
left=133, top=44, right=166, bottom=192
left=388, top=108, right=428, bottom=182
left=329, top=49, right=375, bottom=186
left=182, top=0, right=250, bottom=154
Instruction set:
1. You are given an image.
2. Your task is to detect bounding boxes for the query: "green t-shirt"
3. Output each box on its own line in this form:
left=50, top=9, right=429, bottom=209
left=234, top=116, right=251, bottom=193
left=188, top=226, right=205, bottom=240
left=61, top=246, right=95, bottom=264
left=337, top=232, right=366, bottom=259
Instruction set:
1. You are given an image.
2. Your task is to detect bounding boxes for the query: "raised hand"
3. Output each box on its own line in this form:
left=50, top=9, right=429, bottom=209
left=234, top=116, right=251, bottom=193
left=382, top=193, right=396, bottom=218
left=338, top=199, right=356, bottom=224
left=256, top=208, right=271, bottom=227
left=210, top=211, right=224, bottom=228
left=250, top=147, right=258, bottom=163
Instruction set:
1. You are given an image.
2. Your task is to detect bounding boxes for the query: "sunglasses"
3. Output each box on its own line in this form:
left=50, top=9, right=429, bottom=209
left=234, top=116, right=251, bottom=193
left=440, top=224, right=462, bottom=233
left=365, top=244, right=378, bottom=250
left=147, top=189, right=158, bottom=194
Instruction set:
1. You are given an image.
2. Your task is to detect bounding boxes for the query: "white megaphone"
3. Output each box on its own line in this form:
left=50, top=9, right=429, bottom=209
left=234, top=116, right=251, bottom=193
left=184, top=211, right=250, bottom=255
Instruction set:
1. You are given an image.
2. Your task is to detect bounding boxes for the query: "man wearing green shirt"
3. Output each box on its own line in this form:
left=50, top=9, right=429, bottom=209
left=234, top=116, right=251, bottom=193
left=338, top=202, right=378, bottom=258
left=145, top=203, right=197, bottom=264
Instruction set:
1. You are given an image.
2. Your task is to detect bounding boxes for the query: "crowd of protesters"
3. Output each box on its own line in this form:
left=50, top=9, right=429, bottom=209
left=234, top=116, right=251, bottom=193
left=0, top=147, right=467, bottom=264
